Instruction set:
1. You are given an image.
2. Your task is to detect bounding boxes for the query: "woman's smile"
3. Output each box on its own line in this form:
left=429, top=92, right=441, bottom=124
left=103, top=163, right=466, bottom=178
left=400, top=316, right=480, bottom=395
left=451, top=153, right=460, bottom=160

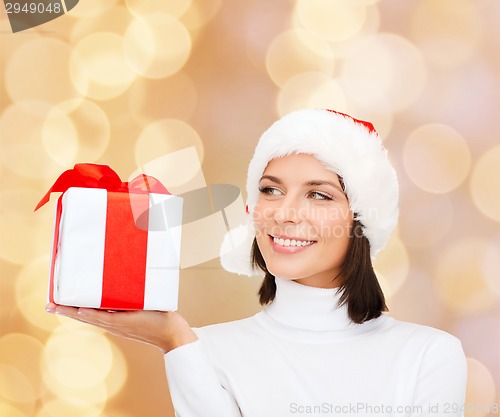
left=268, top=233, right=317, bottom=253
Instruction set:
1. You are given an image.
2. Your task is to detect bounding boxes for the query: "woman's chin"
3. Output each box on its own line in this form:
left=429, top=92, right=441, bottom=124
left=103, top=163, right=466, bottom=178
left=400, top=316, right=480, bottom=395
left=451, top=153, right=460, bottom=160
left=266, top=264, right=304, bottom=280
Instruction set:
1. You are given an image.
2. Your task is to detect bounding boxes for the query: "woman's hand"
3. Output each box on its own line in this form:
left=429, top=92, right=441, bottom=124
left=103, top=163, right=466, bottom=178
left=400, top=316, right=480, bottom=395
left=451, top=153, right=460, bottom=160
left=45, top=303, right=198, bottom=354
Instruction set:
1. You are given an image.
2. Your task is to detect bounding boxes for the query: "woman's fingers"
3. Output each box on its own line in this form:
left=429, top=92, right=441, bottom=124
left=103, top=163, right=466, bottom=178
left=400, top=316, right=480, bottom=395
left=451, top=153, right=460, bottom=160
left=44, top=302, right=58, bottom=312
left=45, top=303, right=77, bottom=315
left=45, top=304, right=138, bottom=339
left=46, top=303, right=128, bottom=327
left=45, top=304, right=163, bottom=337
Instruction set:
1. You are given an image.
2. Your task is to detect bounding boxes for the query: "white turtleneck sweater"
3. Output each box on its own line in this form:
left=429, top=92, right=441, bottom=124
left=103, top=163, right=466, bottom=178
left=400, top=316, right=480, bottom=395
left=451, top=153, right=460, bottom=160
left=164, top=277, right=467, bottom=417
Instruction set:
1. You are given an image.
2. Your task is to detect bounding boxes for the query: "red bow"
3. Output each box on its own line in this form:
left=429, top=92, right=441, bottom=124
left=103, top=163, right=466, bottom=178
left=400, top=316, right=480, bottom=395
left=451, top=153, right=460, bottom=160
left=35, top=163, right=169, bottom=211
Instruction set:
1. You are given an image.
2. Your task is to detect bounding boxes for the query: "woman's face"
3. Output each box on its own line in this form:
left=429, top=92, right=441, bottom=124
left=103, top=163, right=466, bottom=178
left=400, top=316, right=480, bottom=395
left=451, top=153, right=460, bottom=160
left=253, top=153, right=353, bottom=288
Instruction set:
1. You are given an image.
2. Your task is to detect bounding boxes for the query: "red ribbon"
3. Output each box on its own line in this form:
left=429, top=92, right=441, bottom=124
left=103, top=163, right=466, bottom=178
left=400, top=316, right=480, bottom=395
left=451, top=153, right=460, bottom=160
left=35, top=163, right=169, bottom=211
left=37, top=163, right=170, bottom=310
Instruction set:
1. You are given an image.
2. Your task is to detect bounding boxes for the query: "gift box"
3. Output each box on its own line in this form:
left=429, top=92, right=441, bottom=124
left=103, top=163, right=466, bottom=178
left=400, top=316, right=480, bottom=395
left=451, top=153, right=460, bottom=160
left=35, top=164, right=183, bottom=311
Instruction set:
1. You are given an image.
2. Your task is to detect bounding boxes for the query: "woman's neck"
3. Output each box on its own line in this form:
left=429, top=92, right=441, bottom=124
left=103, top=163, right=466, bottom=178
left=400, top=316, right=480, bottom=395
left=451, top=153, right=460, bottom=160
left=263, top=276, right=352, bottom=331
left=291, top=275, right=342, bottom=289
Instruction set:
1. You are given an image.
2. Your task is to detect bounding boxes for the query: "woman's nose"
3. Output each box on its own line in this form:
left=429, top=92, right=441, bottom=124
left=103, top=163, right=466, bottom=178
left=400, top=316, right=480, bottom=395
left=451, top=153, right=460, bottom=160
left=273, top=195, right=303, bottom=223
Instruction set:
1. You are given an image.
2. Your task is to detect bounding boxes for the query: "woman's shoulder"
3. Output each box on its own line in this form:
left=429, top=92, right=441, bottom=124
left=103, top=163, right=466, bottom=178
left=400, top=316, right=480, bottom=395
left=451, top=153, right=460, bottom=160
left=187, top=313, right=272, bottom=364
left=191, top=312, right=263, bottom=341
left=380, top=314, right=464, bottom=352
left=382, top=316, right=467, bottom=384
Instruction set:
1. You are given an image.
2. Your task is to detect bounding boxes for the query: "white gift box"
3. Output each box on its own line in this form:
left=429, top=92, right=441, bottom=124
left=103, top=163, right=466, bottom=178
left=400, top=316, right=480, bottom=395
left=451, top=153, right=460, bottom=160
left=49, top=187, right=183, bottom=311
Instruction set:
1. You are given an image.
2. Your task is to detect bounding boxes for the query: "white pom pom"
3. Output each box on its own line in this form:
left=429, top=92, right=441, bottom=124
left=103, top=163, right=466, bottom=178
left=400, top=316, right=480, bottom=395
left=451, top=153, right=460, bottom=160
left=219, top=222, right=262, bottom=277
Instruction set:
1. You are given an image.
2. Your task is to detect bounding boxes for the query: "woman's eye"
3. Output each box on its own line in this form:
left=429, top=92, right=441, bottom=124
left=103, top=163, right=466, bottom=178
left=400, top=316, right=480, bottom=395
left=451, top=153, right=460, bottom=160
left=309, top=191, right=332, bottom=200
left=259, top=186, right=281, bottom=196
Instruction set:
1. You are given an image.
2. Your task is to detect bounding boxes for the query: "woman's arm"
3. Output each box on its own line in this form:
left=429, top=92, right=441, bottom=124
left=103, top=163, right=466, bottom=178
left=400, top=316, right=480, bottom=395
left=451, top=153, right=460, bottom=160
left=164, top=339, right=242, bottom=417
left=45, top=303, right=242, bottom=416
left=411, top=335, right=467, bottom=417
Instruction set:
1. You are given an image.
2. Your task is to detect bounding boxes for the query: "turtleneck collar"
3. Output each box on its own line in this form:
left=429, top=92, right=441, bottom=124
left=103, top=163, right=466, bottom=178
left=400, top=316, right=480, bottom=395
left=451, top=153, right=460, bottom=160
left=254, top=276, right=390, bottom=342
left=263, top=276, right=353, bottom=331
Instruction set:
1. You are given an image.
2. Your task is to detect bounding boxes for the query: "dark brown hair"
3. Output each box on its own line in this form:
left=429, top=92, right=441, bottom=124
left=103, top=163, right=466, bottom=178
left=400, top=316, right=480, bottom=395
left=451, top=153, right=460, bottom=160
left=251, top=219, right=388, bottom=325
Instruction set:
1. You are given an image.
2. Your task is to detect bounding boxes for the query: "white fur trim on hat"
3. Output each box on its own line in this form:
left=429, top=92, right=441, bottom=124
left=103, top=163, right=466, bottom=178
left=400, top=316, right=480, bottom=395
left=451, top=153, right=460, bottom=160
left=219, top=221, right=262, bottom=276
left=220, top=108, right=399, bottom=276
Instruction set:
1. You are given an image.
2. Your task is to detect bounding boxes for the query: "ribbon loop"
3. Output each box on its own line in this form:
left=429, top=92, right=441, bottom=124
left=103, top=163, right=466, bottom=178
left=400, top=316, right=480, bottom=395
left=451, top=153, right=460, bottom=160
left=35, top=163, right=170, bottom=211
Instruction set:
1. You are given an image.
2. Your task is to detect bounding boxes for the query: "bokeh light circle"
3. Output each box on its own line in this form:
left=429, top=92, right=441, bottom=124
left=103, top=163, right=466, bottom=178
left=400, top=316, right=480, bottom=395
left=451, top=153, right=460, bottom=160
left=1, top=187, right=51, bottom=222
left=403, top=124, right=471, bottom=194
left=0, top=101, right=73, bottom=180
left=411, top=0, right=482, bottom=69
left=99, top=411, right=136, bottom=417
left=0, top=185, right=54, bottom=265
left=134, top=119, right=204, bottom=168
left=339, top=77, right=393, bottom=139
left=341, top=34, right=427, bottom=111
left=105, top=341, right=128, bottom=399
left=36, top=397, right=104, bottom=417
left=70, top=6, right=132, bottom=43
left=266, top=29, right=334, bottom=88
left=470, top=145, right=500, bottom=222
left=40, top=334, right=128, bottom=403
left=41, top=368, right=108, bottom=406
left=70, top=32, right=136, bottom=100
left=0, top=16, right=40, bottom=73
left=399, top=190, right=453, bottom=248
left=338, top=77, right=387, bottom=115
left=0, top=333, right=45, bottom=400
left=0, top=401, right=27, bottom=417
left=373, top=233, right=409, bottom=299
left=464, top=358, right=497, bottom=417
left=128, top=73, right=198, bottom=123
left=125, top=0, right=192, bottom=18
left=387, top=269, right=446, bottom=327
left=15, top=256, right=62, bottom=331
left=483, top=236, right=500, bottom=297
left=1, top=216, right=53, bottom=266
left=5, top=38, right=84, bottom=106
left=124, top=14, right=192, bottom=79
left=295, top=0, right=368, bottom=42
left=277, top=72, right=347, bottom=117
left=54, top=99, right=111, bottom=163
left=43, top=326, right=113, bottom=390
left=66, top=0, right=118, bottom=17
left=0, top=364, right=36, bottom=404
left=317, top=3, right=380, bottom=60
left=180, top=0, right=222, bottom=31
left=434, top=238, right=496, bottom=314
left=41, top=107, right=79, bottom=167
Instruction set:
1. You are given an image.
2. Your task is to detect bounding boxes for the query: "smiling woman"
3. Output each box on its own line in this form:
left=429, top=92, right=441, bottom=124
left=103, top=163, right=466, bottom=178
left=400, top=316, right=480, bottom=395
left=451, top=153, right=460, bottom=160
left=166, top=109, right=466, bottom=416
left=47, top=109, right=468, bottom=417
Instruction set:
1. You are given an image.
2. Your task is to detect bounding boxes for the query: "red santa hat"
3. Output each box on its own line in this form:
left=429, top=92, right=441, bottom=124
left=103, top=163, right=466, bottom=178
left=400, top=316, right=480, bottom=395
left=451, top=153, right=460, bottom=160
left=220, top=108, right=399, bottom=276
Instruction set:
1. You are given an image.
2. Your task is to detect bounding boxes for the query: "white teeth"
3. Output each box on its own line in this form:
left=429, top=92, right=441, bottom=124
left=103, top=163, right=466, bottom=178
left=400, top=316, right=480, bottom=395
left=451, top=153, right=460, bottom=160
left=273, top=236, right=313, bottom=247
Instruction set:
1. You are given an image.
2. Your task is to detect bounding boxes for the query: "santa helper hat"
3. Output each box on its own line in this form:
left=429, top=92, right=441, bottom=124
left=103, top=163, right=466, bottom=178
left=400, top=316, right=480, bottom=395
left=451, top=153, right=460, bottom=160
left=220, top=108, right=399, bottom=276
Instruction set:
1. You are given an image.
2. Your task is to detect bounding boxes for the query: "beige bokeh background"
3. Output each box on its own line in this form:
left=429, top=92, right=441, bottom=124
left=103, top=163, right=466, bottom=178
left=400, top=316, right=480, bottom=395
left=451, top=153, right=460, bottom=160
left=1, top=0, right=499, bottom=416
